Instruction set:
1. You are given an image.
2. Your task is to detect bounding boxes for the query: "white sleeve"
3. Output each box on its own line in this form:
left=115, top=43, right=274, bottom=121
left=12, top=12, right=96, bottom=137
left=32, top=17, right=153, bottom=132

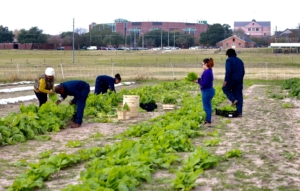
left=58, top=94, right=64, bottom=102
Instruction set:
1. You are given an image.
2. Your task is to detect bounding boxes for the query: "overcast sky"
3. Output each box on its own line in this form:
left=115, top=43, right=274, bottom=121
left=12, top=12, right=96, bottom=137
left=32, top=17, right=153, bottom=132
left=1, top=0, right=299, bottom=35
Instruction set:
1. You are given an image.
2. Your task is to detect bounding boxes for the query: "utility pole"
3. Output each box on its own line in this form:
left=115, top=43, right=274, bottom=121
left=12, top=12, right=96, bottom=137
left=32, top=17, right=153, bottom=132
left=174, top=31, right=175, bottom=47
left=72, top=18, right=74, bottom=63
left=142, top=32, right=144, bottom=49
left=161, top=29, right=162, bottom=49
left=275, top=26, right=277, bottom=43
left=168, top=30, right=169, bottom=47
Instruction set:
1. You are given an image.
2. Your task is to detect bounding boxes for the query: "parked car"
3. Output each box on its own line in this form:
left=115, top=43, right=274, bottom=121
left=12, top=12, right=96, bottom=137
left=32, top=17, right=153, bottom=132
left=87, top=46, right=97, bottom=50
left=97, top=47, right=107, bottom=50
left=57, top=47, right=64, bottom=50
left=81, top=46, right=87, bottom=50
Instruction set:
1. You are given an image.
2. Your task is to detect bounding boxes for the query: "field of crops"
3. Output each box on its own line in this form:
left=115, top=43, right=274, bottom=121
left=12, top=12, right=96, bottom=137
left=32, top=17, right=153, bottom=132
left=1, top=49, right=300, bottom=190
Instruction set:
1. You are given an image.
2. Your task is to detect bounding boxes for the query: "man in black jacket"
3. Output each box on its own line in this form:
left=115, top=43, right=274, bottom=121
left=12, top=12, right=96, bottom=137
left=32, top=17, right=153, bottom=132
left=222, top=48, right=245, bottom=117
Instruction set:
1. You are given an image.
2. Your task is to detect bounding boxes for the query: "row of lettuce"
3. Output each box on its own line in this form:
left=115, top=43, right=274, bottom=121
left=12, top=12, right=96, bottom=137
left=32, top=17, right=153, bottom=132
left=0, top=80, right=187, bottom=145
left=8, top=81, right=241, bottom=191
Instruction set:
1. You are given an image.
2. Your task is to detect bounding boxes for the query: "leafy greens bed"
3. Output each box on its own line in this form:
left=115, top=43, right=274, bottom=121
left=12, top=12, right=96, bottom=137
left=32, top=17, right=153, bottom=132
left=7, top=80, right=241, bottom=191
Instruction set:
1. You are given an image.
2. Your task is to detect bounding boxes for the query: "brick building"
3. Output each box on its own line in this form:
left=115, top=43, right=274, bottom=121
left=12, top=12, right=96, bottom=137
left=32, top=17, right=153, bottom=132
left=234, top=19, right=271, bottom=37
left=90, top=18, right=209, bottom=37
left=217, top=35, right=256, bottom=48
left=0, top=43, right=57, bottom=50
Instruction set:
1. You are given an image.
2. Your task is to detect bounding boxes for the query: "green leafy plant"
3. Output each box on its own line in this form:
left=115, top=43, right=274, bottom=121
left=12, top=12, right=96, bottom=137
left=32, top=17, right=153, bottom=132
left=89, top=132, right=104, bottom=140
left=283, top=152, right=296, bottom=160
left=269, top=93, right=286, bottom=100
left=49, top=93, right=57, bottom=102
left=225, top=149, right=242, bottom=158
left=218, top=105, right=236, bottom=111
left=203, top=138, right=221, bottom=146
left=122, top=102, right=130, bottom=111
left=11, top=159, right=27, bottom=167
left=185, top=72, right=198, bottom=82
left=38, top=150, right=53, bottom=159
left=140, top=94, right=156, bottom=104
left=281, top=102, right=294, bottom=108
left=34, top=135, right=52, bottom=141
left=162, top=96, right=178, bottom=104
left=65, top=140, right=83, bottom=148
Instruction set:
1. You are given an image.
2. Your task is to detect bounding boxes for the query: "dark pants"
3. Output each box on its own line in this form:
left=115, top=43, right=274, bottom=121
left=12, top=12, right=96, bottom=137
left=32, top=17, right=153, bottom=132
left=94, top=79, right=108, bottom=95
left=94, top=85, right=108, bottom=94
left=34, top=91, right=47, bottom=107
left=222, top=82, right=243, bottom=114
left=202, top=88, right=215, bottom=123
left=73, top=85, right=90, bottom=124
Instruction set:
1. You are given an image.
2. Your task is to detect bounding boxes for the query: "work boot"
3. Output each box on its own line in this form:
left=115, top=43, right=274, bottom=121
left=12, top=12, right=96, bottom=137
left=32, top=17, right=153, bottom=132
left=231, top=100, right=238, bottom=106
left=71, top=123, right=81, bottom=128
left=202, top=121, right=212, bottom=127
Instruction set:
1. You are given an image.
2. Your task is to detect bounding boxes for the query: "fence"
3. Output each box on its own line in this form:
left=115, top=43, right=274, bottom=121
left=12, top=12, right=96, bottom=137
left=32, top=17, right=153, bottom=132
left=0, top=62, right=299, bottom=82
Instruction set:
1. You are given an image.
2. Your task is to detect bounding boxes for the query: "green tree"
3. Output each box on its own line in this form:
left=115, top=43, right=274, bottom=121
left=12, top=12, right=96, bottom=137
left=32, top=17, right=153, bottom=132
left=176, top=34, right=194, bottom=48
left=200, top=23, right=232, bottom=45
left=17, top=27, right=47, bottom=49
left=250, top=37, right=270, bottom=47
left=137, top=30, right=194, bottom=48
left=103, top=32, right=124, bottom=47
left=0, top=25, right=14, bottom=43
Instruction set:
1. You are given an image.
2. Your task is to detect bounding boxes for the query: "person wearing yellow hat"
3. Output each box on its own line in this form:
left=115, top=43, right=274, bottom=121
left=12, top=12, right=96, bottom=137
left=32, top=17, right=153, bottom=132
left=34, top=67, right=55, bottom=107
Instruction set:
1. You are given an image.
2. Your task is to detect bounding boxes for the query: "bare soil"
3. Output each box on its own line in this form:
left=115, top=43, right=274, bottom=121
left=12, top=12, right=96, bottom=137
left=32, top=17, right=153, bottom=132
left=1, top=84, right=300, bottom=191
left=193, top=84, right=300, bottom=191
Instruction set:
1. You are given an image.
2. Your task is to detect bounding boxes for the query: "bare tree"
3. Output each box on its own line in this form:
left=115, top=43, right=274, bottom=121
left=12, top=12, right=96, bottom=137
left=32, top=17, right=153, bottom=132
left=13, top=29, right=20, bottom=41
left=75, top=28, right=88, bottom=35
left=233, top=28, right=248, bottom=37
left=48, top=35, right=63, bottom=48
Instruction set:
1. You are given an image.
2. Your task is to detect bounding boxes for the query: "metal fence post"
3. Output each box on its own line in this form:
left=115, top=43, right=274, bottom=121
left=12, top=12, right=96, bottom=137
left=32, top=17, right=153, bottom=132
left=60, top=63, right=65, bottom=79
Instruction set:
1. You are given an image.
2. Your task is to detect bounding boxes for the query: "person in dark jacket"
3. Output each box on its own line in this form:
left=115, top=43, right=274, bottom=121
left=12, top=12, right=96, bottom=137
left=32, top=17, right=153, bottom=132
left=222, top=48, right=245, bottom=117
left=94, top=73, right=121, bottom=94
left=34, top=67, right=55, bottom=107
left=55, top=80, right=90, bottom=128
left=194, top=58, right=215, bottom=127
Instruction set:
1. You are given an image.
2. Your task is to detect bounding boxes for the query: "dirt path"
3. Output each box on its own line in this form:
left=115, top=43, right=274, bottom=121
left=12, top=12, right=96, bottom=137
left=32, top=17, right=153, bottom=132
left=0, top=110, right=164, bottom=191
left=195, top=84, right=300, bottom=191
left=1, top=84, right=300, bottom=191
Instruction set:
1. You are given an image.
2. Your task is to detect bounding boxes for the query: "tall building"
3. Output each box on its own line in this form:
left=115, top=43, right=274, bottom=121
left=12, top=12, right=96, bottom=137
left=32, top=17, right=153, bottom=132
left=89, top=18, right=208, bottom=37
left=234, top=19, right=271, bottom=37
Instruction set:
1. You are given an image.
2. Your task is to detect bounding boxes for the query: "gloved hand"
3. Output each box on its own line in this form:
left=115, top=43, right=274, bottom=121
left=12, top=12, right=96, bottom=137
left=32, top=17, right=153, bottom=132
left=55, top=100, right=61, bottom=105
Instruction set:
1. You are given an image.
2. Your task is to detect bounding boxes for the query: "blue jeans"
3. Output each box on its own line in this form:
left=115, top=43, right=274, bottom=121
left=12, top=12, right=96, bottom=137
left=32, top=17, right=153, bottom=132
left=222, top=82, right=243, bottom=114
left=73, top=85, right=90, bottom=124
left=202, top=87, right=215, bottom=123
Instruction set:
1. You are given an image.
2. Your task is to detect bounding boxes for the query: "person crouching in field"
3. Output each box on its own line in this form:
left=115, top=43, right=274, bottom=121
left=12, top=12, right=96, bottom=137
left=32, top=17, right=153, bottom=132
left=94, top=73, right=121, bottom=94
left=34, top=67, right=55, bottom=107
left=55, top=80, right=90, bottom=128
left=194, top=58, right=215, bottom=127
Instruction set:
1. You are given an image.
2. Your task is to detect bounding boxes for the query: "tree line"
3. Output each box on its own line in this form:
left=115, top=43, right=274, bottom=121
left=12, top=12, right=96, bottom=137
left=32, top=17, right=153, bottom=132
left=2, top=23, right=299, bottom=49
